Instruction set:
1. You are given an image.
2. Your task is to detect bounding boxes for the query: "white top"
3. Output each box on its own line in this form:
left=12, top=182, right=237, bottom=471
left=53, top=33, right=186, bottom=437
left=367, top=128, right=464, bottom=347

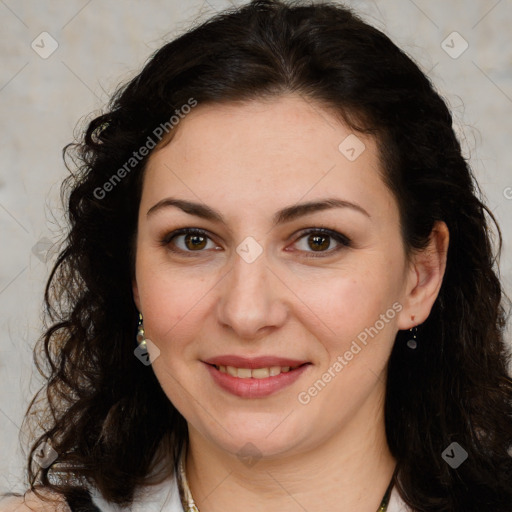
left=388, top=486, right=412, bottom=512
left=90, top=476, right=182, bottom=511
left=90, top=475, right=412, bottom=511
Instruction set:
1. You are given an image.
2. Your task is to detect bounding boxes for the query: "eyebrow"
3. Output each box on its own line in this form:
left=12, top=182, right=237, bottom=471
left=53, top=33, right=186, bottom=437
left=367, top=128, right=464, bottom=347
left=146, top=197, right=370, bottom=225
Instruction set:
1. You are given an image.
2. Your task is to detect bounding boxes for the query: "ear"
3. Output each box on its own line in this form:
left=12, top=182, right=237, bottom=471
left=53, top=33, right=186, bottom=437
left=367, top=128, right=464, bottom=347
left=397, top=220, right=449, bottom=330
left=132, top=277, right=141, bottom=312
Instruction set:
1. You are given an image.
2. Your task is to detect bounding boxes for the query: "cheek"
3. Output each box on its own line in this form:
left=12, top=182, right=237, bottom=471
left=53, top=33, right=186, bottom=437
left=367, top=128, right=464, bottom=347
left=289, top=266, right=402, bottom=365
left=297, top=265, right=398, bottom=328
left=135, top=256, right=211, bottom=352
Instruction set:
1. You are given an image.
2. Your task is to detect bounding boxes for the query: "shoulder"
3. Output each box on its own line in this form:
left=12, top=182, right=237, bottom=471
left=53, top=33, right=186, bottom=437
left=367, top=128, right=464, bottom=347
left=0, top=490, right=70, bottom=512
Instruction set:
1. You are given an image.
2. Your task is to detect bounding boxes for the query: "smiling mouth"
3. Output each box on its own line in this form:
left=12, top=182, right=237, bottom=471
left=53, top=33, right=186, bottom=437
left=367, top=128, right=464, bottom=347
left=209, top=363, right=308, bottom=379
left=204, top=360, right=311, bottom=398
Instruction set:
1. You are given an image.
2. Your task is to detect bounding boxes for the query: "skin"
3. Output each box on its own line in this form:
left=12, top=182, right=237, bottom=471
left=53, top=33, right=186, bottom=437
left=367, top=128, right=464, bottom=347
left=0, top=490, right=70, bottom=511
left=131, top=94, right=449, bottom=512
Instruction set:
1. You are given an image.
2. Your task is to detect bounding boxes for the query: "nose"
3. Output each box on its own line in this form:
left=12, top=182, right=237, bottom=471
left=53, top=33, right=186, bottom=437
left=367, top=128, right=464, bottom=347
left=215, top=247, right=288, bottom=340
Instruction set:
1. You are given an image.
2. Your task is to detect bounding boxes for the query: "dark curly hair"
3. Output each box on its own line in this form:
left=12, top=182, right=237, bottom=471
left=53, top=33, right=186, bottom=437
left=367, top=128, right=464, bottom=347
left=20, top=1, right=512, bottom=510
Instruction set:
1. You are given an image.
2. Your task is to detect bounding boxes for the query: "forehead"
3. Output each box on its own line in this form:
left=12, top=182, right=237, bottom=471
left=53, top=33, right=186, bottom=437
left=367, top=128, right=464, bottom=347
left=142, top=94, right=396, bottom=222
left=151, top=94, right=367, bottom=170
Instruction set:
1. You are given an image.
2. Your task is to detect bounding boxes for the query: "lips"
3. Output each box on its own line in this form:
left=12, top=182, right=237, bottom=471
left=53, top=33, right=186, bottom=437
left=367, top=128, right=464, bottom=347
left=203, top=355, right=309, bottom=369
left=202, top=355, right=311, bottom=398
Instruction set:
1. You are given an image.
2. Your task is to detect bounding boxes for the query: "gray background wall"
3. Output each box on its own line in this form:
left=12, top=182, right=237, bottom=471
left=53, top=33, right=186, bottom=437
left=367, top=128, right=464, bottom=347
left=1, top=0, right=511, bottom=494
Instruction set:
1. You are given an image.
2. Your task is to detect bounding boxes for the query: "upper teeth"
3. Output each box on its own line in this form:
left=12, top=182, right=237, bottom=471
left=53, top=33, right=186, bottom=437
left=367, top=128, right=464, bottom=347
left=215, top=365, right=298, bottom=378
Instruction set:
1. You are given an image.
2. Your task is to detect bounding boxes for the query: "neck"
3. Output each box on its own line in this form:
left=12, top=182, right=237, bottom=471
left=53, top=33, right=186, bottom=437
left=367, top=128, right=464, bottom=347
left=185, top=386, right=396, bottom=512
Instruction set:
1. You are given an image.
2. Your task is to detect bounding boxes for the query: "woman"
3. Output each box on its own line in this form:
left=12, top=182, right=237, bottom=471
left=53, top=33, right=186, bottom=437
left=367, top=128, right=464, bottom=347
left=2, top=0, right=511, bottom=511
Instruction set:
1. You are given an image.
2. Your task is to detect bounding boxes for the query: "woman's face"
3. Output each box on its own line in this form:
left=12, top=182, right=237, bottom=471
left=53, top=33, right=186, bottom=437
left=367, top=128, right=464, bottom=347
left=133, top=94, right=420, bottom=459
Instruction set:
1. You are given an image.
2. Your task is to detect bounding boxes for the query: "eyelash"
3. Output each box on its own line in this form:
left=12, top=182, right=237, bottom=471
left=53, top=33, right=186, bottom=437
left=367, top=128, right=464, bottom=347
left=160, top=227, right=351, bottom=258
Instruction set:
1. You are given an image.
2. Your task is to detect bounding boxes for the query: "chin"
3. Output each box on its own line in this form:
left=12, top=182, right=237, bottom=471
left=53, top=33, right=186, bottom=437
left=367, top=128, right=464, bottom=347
left=198, top=411, right=313, bottom=460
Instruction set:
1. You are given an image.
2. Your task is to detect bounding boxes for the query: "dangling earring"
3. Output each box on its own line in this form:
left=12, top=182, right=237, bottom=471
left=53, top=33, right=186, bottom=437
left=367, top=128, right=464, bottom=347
left=136, top=312, right=147, bottom=349
left=406, top=326, right=418, bottom=349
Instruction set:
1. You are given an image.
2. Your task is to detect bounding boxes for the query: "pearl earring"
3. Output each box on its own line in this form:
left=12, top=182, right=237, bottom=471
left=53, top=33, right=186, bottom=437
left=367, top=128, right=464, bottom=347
left=136, top=312, right=147, bottom=349
left=406, top=326, right=418, bottom=349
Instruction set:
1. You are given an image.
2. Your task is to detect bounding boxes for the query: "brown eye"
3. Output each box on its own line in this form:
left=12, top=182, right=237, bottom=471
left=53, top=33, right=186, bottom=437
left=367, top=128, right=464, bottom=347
left=307, top=233, right=331, bottom=251
left=162, top=228, right=218, bottom=255
left=292, top=228, right=351, bottom=257
left=184, top=233, right=207, bottom=250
